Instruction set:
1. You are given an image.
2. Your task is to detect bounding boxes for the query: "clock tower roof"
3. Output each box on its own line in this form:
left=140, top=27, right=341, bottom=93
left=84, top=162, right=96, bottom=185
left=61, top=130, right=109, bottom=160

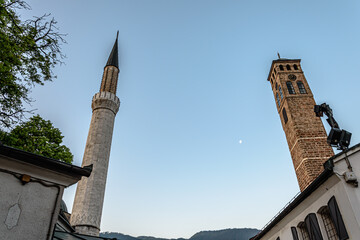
left=267, top=58, right=301, bottom=81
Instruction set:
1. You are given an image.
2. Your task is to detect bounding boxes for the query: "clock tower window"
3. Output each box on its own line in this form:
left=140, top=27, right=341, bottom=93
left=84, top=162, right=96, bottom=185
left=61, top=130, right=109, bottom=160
left=297, top=81, right=307, bottom=94
left=286, top=81, right=295, bottom=94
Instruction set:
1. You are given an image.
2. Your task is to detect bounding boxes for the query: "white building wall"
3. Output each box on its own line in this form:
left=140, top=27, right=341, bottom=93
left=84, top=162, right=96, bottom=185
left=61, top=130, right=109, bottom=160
left=0, top=154, right=83, bottom=240
left=0, top=171, right=61, bottom=240
left=258, top=145, right=360, bottom=240
left=336, top=147, right=360, bottom=227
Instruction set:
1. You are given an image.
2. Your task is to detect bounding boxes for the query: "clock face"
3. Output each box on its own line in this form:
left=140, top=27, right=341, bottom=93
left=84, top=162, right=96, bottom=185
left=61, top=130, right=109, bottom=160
left=288, top=74, right=296, bottom=80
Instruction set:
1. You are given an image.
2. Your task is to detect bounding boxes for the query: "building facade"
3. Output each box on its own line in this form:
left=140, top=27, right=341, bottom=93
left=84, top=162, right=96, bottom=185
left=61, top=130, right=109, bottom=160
left=251, top=144, right=360, bottom=240
left=0, top=144, right=91, bottom=240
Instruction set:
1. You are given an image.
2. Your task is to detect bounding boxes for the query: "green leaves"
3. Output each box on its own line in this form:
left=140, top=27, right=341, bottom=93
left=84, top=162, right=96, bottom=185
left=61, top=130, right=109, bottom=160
left=0, top=1, right=71, bottom=163
left=0, top=0, right=66, bottom=129
left=0, top=115, right=73, bottom=163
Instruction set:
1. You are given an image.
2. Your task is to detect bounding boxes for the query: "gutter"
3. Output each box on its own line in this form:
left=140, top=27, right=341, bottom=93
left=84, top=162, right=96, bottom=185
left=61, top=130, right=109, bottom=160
left=0, top=144, right=92, bottom=178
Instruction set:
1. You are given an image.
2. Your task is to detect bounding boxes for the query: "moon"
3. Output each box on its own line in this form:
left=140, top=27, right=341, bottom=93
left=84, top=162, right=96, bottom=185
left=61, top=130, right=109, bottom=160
left=239, top=140, right=243, bottom=144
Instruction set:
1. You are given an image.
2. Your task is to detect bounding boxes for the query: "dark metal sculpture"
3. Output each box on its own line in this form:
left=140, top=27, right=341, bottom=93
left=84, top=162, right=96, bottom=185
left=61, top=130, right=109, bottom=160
left=314, top=103, right=351, bottom=150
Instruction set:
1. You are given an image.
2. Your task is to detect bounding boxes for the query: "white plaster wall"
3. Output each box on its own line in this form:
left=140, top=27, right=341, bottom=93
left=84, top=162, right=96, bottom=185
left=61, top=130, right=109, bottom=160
left=0, top=171, right=59, bottom=240
left=334, top=147, right=360, bottom=237
left=260, top=146, right=360, bottom=240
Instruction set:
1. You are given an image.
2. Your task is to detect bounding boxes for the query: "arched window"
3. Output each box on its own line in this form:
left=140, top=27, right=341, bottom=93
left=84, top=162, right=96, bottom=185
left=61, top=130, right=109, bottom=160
left=298, top=222, right=310, bottom=240
left=318, top=206, right=337, bottom=240
left=286, top=64, right=291, bottom=70
left=270, top=79, right=273, bottom=85
left=297, top=81, right=307, bottom=94
left=279, top=65, right=284, bottom=71
left=276, top=93, right=280, bottom=108
left=279, top=86, right=283, bottom=99
left=274, top=68, right=277, bottom=74
left=328, top=196, right=349, bottom=239
left=275, top=82, right=278, bottom=90
left=282, top=108, right=288, bottom=124
left=293, top=64, right=298, bottom=70
left=291, top=227, right=300, bottom=240
left=305, top=213, right=323, bottom=240
left=286, top=81, right=295, bottom=94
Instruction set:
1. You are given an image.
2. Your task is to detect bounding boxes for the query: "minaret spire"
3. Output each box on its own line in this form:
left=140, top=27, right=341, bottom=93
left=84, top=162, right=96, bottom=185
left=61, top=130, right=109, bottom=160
left=106, top=31, right=119, bottom=68
left=71, top=33, right=121, bottom=236
left=100, top=31, right=120, bottom=94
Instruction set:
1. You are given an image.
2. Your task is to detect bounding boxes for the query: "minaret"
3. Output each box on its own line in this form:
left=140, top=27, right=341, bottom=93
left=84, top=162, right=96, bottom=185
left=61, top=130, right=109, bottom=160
left=70, top=33, right=120, bottom=236
left=267, top=59, right=334, bottom=191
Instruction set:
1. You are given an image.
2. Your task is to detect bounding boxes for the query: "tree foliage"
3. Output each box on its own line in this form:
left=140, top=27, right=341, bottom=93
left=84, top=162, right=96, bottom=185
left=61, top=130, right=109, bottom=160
left=0, top=0, right=66, bottom=129
left=0, top=115, right=73, bottom=163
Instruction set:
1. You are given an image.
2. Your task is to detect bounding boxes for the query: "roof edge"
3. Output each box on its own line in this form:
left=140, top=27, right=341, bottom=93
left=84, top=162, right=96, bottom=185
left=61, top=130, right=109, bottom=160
left=267, top=59, right=301, bottom=81
left=250, top=144, right=360, bottom=240
left=251, top=165, right=333, bottom=240
left=0, top=144, right=92, bottom=178
left=327, top=142, right=360, bottom=163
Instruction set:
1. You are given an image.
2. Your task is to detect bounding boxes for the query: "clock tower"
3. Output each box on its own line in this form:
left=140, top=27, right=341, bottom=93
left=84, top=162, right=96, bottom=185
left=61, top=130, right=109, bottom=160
left=267, top=59, right=334, bottom=191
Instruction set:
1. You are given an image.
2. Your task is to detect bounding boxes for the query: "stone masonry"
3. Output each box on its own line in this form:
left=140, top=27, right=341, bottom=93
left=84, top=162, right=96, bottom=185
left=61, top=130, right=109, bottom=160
left=267, top=59, right=334, bottom=191
left=70, top=92, right=119, bottom=236
left=100, top=66, right=119, bottom=94
left=70, top=35, right=120, bottom=236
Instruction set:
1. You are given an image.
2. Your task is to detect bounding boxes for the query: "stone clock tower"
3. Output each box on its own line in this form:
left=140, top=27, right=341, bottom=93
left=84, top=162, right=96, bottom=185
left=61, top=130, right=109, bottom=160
left=267, top=59, right=334, bottom=191
left=70, top=34, right=120, bottom=236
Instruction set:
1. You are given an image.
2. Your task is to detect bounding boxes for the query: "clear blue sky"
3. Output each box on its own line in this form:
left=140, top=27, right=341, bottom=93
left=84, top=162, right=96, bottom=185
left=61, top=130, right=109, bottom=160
left=21, top=0, right=360, bottom=238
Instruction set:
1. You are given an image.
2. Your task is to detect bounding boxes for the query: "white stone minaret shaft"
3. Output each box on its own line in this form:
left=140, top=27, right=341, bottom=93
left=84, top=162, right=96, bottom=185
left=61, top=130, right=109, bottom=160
left=70, top=35, right=120, bottom=236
